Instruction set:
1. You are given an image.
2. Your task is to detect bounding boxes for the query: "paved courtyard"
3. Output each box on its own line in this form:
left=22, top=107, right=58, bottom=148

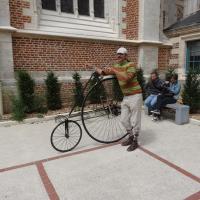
left=0, top=112, right=200, bottom=200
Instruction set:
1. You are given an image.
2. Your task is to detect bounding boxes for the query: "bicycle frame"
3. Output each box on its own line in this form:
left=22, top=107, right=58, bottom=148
left=67, top=73, right=114, bottom=119
left=51, top=73, right=128, bottom=152
left=59, top=72, right=112, bottom=138
left=61, top=73, right=116, bottom=136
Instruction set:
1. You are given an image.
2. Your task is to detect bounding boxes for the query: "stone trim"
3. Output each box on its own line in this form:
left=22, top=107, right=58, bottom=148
left=165, top=25, right=200, bottom=38
left=14, top=29, right=172, bottom=47
left=21, top=71, right=94, bottom=84
left=0, top=26, right=17, bottom=32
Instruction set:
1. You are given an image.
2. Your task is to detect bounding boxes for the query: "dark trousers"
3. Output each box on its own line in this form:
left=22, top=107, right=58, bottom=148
left=156, top=95, right=177, bottom=110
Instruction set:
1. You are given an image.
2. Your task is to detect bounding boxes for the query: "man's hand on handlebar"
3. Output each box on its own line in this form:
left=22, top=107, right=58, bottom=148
left=95, top=67, right=114, bottom=75
left=95, top=67, right=103, bottom=75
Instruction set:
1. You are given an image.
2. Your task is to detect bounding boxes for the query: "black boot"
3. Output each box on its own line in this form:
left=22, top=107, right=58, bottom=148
left=127, top=138, right=138, bottom=152
left=121, top=136, right=134, bottom=146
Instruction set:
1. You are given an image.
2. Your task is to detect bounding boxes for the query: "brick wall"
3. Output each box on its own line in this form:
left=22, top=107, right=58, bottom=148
left=12, top=36, right=138, bottom=108
left=158, top=47, right=171, bottom=71
left=122, top=0, right=139, bottom=40
left=35, top=82, right=75, bottom=107
left=13, top=37, right=138, bottom=71
left=9, top=0, right=31, bottom=29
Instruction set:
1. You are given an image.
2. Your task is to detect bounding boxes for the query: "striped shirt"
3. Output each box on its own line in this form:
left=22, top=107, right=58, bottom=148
left=113, top=61, right=142, bottom=96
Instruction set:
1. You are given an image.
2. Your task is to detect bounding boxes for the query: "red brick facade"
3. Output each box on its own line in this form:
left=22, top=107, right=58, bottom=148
left=9, top=0, right=31, bottom=29
left=11, top=36, right=138, bottom=110
left=158, top=47, right=171, bottom=71
left=35, top=82, right=75, bottom=107
left=2, top=0, right=172, bottom=114
left=13, top=36, right=138, bottom=71
left=8, top=0, right=140, bottom=112
left=122, top=0, right=139, bottom=40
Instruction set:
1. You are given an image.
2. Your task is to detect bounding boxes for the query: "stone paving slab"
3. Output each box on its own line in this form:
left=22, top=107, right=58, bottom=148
left=0, top=111, right=200, bottom=199
left=0, top=165, right=49, bottom=200
left=44, top=145, right=200, bottom=200
left=140, top=117, right=200, bottom=178
left=0, top=120, right=97, bottom=169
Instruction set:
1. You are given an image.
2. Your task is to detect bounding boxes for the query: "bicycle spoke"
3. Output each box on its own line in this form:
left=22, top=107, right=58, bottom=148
left=51, top=120, right=82, bottom=152
left=81, top=77, right=127, bottom=143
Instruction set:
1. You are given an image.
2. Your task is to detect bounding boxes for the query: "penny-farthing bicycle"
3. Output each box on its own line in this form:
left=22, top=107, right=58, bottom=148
left=50, top=72, right=129, bottom=152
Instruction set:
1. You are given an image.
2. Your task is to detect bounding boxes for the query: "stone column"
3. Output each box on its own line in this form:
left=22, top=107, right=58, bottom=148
left=138, top=0, right=161, bottom=76
left=0, top=0, right=16, bottom=113
left=0, top=32, right=15, bottom=83
left=138, top=45, right=158, bottom=76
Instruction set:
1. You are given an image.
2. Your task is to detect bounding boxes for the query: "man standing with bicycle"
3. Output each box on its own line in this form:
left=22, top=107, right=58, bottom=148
left=96, top=47, right=143, bottom=151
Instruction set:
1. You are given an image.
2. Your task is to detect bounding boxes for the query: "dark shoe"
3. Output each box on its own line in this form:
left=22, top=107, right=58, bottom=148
left=127, top=140, right=138, bottom=152
left=148, top=109, right=152, bottom=116
left=121, top=136, right=134, bottom=146
left=151, top=109, right=160, bottom=115
left=152, top=115, right=159, bottom=121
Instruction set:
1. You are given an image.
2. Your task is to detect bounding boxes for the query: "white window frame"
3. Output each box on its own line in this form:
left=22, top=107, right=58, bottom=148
left=31, top=0, right=121, bottom=39
left=40, top=0, right=109, bottom=22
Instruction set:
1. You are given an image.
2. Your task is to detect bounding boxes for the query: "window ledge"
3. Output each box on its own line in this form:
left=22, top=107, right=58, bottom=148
left=0, top=26, right=17, bottom=33
left=15, top=29, right=171, bottom=46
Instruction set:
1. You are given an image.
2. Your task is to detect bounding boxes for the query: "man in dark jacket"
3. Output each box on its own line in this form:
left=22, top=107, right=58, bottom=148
left=144, top=70, right=164, bottom=114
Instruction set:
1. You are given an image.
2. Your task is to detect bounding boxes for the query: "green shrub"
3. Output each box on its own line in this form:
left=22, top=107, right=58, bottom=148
left=136, top=68, right=146, bottom=100
left=17, top=71, right=35, bottom=113
left=45, top=72, right=62, bottom=110
left=72, top=72, right=84, bottom=107
left=34, top=95, right=48, bottom=113
left=182, top=69, right=200, bottom=113
left=11, top=97, right=26, bottom=121
left=165, top=68, right=175, bottom=81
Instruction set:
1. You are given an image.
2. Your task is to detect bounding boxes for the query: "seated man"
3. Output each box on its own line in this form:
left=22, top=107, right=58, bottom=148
left=152, top=73, right=181, bottom=116
left=144, top=70, right=164, bottom=114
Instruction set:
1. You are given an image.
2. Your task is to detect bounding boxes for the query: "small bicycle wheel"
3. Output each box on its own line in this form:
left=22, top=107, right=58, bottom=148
left=81, top=76, right=128, bottom=143
left=51, top=120, right=82, bottom=152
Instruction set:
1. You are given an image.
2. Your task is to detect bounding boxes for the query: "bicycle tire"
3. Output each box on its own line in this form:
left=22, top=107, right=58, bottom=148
left=51, top=120, right=82, bottom=152
left=81, top=76, right=128, bottom=143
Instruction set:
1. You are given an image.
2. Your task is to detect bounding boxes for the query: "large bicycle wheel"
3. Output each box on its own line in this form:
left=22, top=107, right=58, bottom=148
left=51, top=120, right=82, bottom=152
left=81, top=76, right=128, bottom=143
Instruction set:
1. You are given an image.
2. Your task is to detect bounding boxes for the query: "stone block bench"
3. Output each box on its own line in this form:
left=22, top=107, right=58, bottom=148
left=163, top=103, right=190, bottom=125
left=144, top=103, right=190, bottom=125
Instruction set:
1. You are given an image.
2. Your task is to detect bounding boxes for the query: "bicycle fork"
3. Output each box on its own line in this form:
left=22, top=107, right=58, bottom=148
left=64, top=119, right=70, bottom=138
